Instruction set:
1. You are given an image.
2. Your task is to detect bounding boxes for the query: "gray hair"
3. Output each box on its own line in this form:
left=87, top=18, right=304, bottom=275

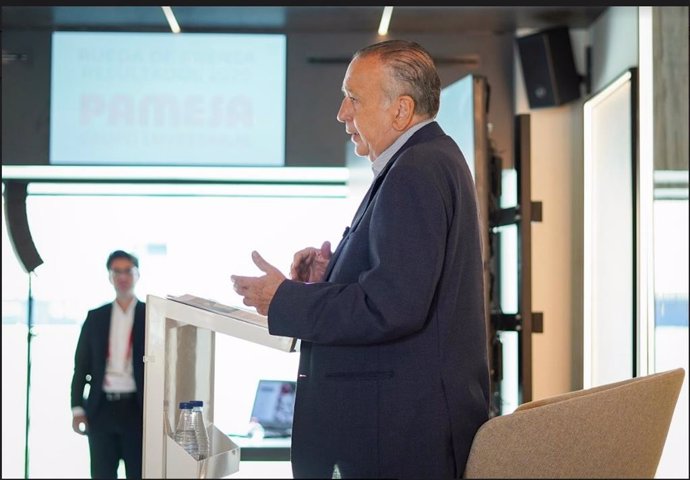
left=353, top=40, right=441, bottom=118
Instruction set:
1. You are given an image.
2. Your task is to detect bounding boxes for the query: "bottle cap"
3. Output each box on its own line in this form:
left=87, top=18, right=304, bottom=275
left=178, top=401, right=191, bottom=409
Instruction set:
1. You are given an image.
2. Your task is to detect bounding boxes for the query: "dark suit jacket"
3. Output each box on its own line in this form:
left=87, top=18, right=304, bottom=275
left=268, top=122, right=490, bottom=478
left=71, top=300, right=146, bottom=419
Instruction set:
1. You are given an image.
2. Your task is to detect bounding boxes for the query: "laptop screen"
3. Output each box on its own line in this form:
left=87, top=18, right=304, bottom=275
left=249, top=379, right=297, bottom=431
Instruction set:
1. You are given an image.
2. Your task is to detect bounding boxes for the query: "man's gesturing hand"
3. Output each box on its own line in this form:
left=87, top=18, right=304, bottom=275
left=290, top=241, right=332, bottom=283
left=231, top=251, right=286, bottom=316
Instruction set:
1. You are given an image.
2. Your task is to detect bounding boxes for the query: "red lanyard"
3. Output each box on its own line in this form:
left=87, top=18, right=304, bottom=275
left=106, top=325, right=134, bottom=365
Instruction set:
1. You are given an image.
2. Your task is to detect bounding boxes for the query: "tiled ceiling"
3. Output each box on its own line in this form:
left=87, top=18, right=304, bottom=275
left=2, top=6, right=606, bottom=34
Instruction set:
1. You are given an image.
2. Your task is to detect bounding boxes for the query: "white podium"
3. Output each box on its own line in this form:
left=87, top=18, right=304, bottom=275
left=142, top=294, right=295, bottom=478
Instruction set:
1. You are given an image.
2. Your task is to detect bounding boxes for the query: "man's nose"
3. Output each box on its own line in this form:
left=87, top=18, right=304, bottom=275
left=336, top=98, right=350, bottom=123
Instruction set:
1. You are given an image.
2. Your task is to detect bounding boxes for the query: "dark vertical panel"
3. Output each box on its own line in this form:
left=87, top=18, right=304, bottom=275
left=515, top=114, right=533, bottom=403
left=1, top=31, right=52, bottom=165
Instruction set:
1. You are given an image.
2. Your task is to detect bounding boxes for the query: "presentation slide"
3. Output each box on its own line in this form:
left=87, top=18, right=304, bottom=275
left=50, top=32, right=286, bottom=166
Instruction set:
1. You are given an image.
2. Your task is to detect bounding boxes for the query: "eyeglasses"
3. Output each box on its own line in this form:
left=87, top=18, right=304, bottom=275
left=109, top=267, right=138, bottom=278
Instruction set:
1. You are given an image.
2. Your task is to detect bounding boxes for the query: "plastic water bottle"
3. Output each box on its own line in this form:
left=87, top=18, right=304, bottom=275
left=174, top=402, right=198, bottom=459
left=190, top=400, right=210, bottom=460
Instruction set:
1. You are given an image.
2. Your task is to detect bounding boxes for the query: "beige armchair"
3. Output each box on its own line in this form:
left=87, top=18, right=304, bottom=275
left=464, top=368, right=685, bottom=478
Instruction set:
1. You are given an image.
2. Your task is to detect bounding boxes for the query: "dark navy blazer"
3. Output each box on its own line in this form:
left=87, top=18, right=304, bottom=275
left=70, top=300, right=146, bottom=418
left=269, top=122, right=490, bottom=478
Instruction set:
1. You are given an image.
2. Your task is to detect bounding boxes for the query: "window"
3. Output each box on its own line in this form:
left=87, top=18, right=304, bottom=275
left=652, top=173, right=688, bottom=478
left=1, top=181, right=352, bottom=477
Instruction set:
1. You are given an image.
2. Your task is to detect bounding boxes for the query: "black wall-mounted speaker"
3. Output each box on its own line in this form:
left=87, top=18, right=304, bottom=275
left=516, top=26, right=582, bottom=109
left=3, top=181, right=44, bottom=273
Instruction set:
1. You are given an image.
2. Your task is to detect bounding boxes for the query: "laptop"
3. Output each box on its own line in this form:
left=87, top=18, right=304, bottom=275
left=248, top=379, right=297, bottom=438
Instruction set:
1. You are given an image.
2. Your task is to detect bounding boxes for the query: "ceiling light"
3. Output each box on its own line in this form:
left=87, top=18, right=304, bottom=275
left=161, top=6, right=181, bottom=34
left=378, top=6, right=393, bottom=36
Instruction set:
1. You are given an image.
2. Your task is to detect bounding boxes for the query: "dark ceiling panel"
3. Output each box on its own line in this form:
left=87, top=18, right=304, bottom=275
left=391, top=6, right=605, bottom=33
left=173, top=7, right=289, bottom=30
left=53, top=6, right=165, bottom=27
left=284, top=6, right=382, bottom=33
left=1, top=6, right=606, bottom=33
left=1, top=6, right=54, bottom=29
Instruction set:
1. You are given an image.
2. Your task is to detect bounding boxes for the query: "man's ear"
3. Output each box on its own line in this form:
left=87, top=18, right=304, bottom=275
left=392, top=95, right=415, bottom=130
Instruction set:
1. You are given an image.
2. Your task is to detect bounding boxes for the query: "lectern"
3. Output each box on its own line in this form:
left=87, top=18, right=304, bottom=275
left=142, top=294, right=295, bottom=478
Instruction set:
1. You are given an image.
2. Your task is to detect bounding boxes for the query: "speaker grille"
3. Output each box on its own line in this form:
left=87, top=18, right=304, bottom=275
left=517, top=26, right=581, bottom=108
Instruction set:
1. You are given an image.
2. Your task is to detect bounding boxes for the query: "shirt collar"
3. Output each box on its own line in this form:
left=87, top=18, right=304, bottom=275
left=371, top=119, right=434, bottom=178
left=113, top=297, right=138, bottom=316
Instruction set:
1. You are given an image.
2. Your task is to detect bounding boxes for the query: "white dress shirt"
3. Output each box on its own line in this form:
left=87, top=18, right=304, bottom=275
left=103, top=298, right=138, bottom=393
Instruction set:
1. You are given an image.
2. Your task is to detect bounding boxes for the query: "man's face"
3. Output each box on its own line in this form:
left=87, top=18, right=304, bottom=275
left=108, top=257, right=138, bottom=297
left=336, top=55, right=400, bottom=161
